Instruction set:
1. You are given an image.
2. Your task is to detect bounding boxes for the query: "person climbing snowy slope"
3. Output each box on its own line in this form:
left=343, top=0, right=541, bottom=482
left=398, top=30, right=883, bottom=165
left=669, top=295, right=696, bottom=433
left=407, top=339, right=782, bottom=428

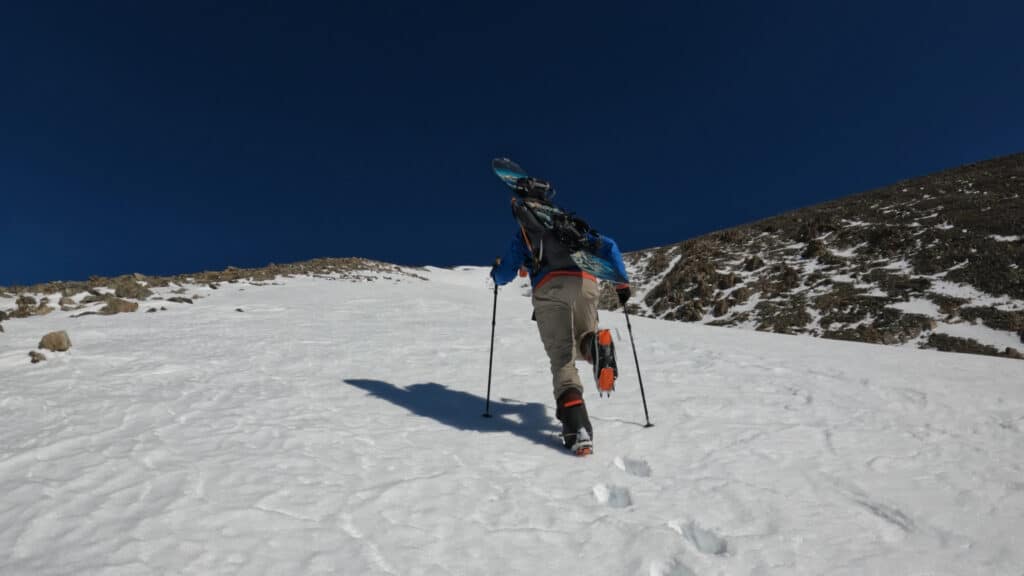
left=490, top=173, right=631, bottom=456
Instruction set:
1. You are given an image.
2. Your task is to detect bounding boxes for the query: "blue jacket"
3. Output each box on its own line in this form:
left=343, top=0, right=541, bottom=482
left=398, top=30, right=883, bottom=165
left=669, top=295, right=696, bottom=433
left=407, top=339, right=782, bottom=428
left=491, top=230, right=629, bottom=288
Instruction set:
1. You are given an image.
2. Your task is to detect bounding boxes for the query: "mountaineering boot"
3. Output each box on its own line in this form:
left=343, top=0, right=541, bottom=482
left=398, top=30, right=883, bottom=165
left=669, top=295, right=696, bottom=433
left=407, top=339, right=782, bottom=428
left=571, top=428, right=593, bottom=457
left=585, top=329, right=618, bottom=396
left=556, top=389, right=594, bottom=456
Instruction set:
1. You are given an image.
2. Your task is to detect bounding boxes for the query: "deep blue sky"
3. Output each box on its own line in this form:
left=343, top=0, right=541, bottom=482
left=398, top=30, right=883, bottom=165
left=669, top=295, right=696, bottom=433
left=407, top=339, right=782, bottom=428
left=2, top=1, right=1022, bottom=286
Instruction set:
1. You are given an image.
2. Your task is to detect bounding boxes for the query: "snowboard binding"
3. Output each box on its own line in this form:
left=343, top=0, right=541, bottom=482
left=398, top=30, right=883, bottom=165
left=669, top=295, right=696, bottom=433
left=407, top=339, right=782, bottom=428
left=513, top=176, right=555, bottom=201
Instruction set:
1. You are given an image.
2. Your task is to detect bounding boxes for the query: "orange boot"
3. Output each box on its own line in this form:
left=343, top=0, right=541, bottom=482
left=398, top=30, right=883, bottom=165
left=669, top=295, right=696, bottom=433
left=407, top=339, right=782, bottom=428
left=588, top=329, right=618, bottom=396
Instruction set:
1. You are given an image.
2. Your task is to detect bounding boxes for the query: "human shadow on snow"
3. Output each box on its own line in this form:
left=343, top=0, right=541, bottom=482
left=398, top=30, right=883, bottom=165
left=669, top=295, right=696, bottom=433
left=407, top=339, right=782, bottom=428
left=343, top=379, right=563, bottom=452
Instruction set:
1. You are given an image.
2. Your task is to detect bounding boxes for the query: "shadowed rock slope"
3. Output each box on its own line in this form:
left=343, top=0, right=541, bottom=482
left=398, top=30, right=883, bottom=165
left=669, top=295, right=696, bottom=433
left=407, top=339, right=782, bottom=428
left=602, top=153, right=1024, bottom=359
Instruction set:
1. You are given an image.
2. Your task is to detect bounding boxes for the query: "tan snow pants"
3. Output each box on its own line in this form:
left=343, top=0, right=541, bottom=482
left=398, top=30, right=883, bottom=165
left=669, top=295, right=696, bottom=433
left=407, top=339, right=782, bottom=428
left=531, top=274, right=600, bottom=401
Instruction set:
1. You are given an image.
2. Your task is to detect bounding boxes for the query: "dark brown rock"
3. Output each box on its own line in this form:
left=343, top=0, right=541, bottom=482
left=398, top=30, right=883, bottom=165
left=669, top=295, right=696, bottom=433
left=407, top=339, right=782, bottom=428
left=731, top=286, right=753, bottom=303
left=802, top=240, right=827, bottom=259
left=9, top=295, right=55, bottom=318
left=113, top=279, right=153, bottom=300
left=755, top=300, right=813, bottom=334
left=960, top=308, right=1024, bottom=332
left=743, top=256, right=765, bottom=272
left=929, top=294, right=969, bottom=316
left=167, top=297, right=193, bottom=304
left=773, top=265, right=801, bottom=291
left=11, top=296, right=36, bottom=318
left=712, top=299, right=730, bottom=317
left=925, top=333, right=1003, bottom=357
left=668, top=303, right=704, bottom=322
left=29, top=350, right=46, bottom=364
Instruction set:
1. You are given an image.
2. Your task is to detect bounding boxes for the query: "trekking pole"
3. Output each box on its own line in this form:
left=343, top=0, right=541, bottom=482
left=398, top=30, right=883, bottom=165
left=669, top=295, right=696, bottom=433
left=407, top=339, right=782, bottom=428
left=623, top=307, right=653, bottom=427
left=483, top=283, right=499, bottom=418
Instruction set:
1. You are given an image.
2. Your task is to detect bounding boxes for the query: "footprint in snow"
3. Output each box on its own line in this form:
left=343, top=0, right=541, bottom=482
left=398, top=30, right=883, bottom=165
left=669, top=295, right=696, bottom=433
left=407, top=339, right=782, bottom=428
left=592, top=483, right=632, bottom=508
left=649, top=558, right=696, bottom=576
left=614, top=455, right=652, bottom=477
left=669, top=520, right=729, bottom=556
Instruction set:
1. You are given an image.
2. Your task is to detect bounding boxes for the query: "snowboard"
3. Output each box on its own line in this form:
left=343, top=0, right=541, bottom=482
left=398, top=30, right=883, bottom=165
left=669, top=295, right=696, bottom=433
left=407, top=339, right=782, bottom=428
left=491, top=158, right=628, bottom=285
left=492, top=157, right=530, bottom=189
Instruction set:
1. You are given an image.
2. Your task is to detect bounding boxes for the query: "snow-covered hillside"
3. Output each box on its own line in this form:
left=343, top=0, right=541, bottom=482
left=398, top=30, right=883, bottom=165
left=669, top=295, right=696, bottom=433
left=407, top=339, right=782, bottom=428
left=2, top=268, right=1023, bottom=575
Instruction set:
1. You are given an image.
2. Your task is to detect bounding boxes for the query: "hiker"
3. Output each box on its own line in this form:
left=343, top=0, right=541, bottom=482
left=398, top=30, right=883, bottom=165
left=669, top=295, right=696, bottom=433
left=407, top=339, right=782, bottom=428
left=490, top=175, right=630, bottom=456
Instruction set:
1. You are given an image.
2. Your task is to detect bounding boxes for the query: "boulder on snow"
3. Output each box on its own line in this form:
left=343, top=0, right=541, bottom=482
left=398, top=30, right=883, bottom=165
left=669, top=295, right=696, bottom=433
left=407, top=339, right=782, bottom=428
left=167, top=296, right=193, bottom=304
left=100, top=298, right=139, bottom=315
left=39, top=330, right=72, bottom=352
left=113, top=278, right=153, bottom=300
left=10, top=295, right=56, bottom=318
left=29, top=350, right=46, bottom=364
left=12, top=295, right=38, bottom=318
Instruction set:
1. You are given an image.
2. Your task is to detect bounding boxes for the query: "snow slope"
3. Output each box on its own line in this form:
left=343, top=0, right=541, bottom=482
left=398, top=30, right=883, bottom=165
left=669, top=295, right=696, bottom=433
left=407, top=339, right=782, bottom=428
left=2, top=267, right=1023, bottom=575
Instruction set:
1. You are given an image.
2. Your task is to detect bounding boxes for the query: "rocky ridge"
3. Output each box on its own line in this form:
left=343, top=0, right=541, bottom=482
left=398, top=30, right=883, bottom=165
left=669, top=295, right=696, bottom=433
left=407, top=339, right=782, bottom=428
left=0, top=258, right=425, bottom=322
left=600, top=153, right=1024, bottom=359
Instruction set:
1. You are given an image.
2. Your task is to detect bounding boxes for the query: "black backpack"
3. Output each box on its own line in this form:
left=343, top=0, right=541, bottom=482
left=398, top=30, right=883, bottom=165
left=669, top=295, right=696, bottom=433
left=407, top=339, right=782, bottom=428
left=512, top=197, right=604, bottom=268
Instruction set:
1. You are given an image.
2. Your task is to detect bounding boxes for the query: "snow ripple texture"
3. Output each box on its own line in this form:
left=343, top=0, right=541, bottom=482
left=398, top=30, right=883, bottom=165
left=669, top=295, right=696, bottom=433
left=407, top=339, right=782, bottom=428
left=1, top=267, right=1023, bottom=575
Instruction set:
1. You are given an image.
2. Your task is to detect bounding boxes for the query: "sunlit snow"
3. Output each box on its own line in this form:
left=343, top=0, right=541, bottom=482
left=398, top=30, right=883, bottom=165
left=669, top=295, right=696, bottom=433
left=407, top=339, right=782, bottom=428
left=2, top=267, right=1022, bottom=575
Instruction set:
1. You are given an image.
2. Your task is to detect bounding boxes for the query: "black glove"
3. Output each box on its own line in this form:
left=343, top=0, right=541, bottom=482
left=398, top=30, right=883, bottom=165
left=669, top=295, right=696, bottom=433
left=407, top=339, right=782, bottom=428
left=490, top=257, right=501, bottom=279
left=616, top=284, right=631, bottom=306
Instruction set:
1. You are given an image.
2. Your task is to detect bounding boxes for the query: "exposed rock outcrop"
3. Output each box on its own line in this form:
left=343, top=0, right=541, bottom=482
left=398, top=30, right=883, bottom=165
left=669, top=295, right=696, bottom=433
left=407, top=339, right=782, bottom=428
left=613, top=153, right=1024, bottom=359
left=39, top=330, right=72, bottom=352
left=100, top=298, right=139, bottom=315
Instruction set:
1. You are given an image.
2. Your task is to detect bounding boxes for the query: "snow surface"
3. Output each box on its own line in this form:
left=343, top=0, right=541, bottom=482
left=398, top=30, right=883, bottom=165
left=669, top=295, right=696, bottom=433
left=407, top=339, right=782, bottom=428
left=933, top=320, right=1024, bottom=353
left=928, top=279, right=1024, bottom=312
left=888, top=299, right=943, bottom=317
left=2, top=267, right=1024, bottom=575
